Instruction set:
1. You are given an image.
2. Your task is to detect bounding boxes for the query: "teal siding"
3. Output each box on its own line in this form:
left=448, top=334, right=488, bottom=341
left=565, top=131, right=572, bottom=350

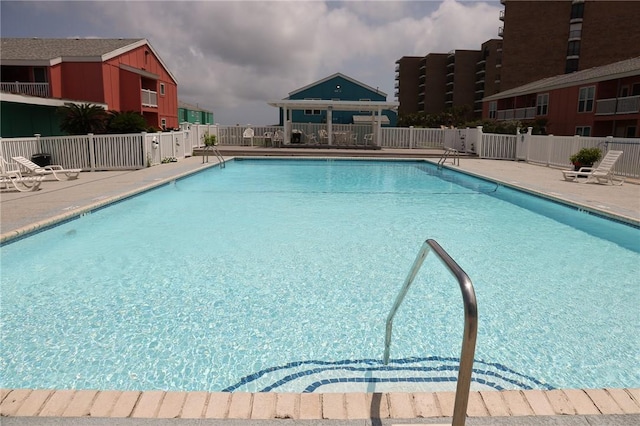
left=1, top=101, right=64, bottom=137
left=178, top=107, right=213, bottom=124
left=284, top=75, right=397, bottom=126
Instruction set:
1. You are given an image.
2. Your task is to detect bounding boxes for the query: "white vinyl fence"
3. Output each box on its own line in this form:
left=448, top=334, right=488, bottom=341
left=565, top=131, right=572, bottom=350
left=2, top=124, right=638, bottom=178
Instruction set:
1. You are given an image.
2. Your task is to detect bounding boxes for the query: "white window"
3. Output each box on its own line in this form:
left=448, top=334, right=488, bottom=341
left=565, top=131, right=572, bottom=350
left=161, top=118, right=167, bottom=129
left=578, top=86, right=595, bottom=112
left=304, top=98, right=321, bottom=115
left=569, top=23, right=582, bottom=39
left=575, top=126, right=590, bottom=136
left=536, top=93, right=549, bottom=116
left=160, top=83, right=165, bottom=96
left=488, top=101, right=497, bottom=119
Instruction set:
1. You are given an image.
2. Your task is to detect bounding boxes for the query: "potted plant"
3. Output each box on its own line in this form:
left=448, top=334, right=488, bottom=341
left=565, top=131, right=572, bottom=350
left=569, top=147, right=602, bottom=170
left=203, top=133, right=217, bottom=147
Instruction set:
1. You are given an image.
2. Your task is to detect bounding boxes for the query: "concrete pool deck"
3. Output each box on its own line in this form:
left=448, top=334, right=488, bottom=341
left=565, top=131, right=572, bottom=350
left=1, top=148, right=639, bottom=424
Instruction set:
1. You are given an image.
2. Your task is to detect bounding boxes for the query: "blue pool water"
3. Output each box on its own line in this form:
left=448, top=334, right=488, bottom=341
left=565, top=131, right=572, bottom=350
left=1, top=159, right=639, bottom=393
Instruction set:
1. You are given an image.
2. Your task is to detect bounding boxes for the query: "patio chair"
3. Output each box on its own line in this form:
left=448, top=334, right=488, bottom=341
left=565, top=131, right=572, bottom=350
left=363, top=133, right=374, bottom=146
left=303, top=131, right=317, bottom=144
left=0, top=156, right=44, bottom=192
left=11, top=155, right=81, bottom=181
left=561, top=150, right=624, bottom=185
left=318, top=129, right=328, bottom=144
left=242, top=128, right=255, bottom=146
left=272, top=130, right=284, bottom=147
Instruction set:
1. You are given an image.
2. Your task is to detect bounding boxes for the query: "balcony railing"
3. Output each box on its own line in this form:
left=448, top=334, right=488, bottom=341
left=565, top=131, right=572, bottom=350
left=496, top=107, right=536, bottom=121
left=1, top=81, right=50, bottom=98
left=141, top=89, right=158, bottom=107
left=595, top=96, right=640, bottom=115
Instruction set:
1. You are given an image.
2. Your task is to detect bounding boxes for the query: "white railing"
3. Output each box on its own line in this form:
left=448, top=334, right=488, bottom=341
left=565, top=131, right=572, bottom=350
left=141, top=89, right=158, bottom=107
left=596, top=96, right=640, bottom=115
left=616, top=96, right=640, bottom=114
left=496, top=107, right=535, bottom=120
left=1, top=82, right=50, bottom=98
left=2, top=126, right=638, bottom=178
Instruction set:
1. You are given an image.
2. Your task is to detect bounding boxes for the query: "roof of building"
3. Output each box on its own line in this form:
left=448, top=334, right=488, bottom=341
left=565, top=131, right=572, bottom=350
left=287, top=72, right=387, bottom=98
left=484, top=56, right=640, bottom=101
left=0, top=37, right=177, bottom=84
left=178, top=101, right=212, bottom=112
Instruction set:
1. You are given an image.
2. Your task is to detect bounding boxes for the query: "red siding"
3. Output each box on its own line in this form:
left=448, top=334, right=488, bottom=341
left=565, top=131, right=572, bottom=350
left=49, top=64, right=63, bottom=99
left=60, top=62, right=105, bottom=103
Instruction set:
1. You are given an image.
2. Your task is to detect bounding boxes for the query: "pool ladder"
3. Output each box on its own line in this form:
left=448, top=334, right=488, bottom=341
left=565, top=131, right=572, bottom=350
left=438, top=147, right=460, bottom=168
left=202, top=145, right=226, bottom=168
left=384, top=239, right=477, bottom=426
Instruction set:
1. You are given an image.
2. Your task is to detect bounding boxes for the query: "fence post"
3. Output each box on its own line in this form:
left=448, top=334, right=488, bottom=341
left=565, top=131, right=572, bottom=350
left=141, top=132, right=149, bottom=167
left=34, top=133, right=41, bottom=154
left=475, top=126, right=483, bottom=156
left=88, top=133, right=96, bottom=171
left=409, top=126, right=415, bottom=149
left=526, top=127, right=534, bottom=164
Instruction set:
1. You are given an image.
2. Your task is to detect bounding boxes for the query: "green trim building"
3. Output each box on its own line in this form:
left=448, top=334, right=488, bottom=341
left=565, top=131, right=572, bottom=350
left=178, top=101, right=214, bottom=125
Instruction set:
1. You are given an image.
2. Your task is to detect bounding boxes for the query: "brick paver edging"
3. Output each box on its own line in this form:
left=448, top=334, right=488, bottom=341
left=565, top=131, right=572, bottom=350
left=1, top=388, right=639, bottom=419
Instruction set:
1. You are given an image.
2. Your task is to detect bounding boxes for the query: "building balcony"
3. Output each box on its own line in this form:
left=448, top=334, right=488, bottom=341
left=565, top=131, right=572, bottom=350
left=141, top=89, right=158, bottom=107
left=496, top=107, right=536, bottom=121
left=499, top=10, right=505, bottom=21
left=498, top=26, right=504, bottom=37
left=1, top=81, right=50, bottom=98
left=395, top=64, right=400, bottom=72
left=595, top=95, right=640, bottom=115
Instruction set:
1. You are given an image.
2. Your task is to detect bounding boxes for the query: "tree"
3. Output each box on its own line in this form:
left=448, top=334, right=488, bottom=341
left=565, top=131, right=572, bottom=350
left=57, top=103, right=107, bottom=135
left=106, top=111, right=148, bottom=134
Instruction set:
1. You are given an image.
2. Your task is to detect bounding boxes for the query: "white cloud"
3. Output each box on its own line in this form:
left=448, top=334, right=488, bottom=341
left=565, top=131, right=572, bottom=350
left=1, top=0, right=502, bottom=125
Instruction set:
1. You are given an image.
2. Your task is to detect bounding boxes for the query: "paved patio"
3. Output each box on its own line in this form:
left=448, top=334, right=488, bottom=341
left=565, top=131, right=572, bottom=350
left=1, top=148, right=639, bottom=424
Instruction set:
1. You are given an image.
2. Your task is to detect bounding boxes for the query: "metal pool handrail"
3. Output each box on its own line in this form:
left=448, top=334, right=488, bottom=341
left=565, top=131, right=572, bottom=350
left=383, top=239, right=477, bottom=426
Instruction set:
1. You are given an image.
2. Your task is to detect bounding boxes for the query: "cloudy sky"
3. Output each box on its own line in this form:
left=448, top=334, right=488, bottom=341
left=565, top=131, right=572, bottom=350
left=1, top=0, right=502, bottom=125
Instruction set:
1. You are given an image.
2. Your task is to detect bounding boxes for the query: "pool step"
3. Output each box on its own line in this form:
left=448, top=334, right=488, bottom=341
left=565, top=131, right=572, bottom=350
left=223, top=357, right=554, bottom=393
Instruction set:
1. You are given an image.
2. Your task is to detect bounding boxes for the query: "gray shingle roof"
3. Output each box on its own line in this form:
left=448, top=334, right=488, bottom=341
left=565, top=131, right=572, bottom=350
left=1, top=38, right=145, bottom=61
left=484, top=56, right=640, bottom=101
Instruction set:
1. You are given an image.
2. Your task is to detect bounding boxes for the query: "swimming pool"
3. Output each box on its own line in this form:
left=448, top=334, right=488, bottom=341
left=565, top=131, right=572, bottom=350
left=1, top=159, right=638, bottom=393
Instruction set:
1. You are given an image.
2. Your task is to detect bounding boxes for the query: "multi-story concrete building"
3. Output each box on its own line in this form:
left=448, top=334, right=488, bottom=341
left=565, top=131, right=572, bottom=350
left=395, top=45, right=501, bottom=119
left=499, top=0, right=640, bottom=91
left=394, top=56, right=422, bottom=116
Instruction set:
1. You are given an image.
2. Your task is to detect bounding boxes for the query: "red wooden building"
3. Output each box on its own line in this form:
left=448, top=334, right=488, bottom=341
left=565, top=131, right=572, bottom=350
left=482, top=56, right=640, bottom=137
left=1, top=38, right=178, bottom=130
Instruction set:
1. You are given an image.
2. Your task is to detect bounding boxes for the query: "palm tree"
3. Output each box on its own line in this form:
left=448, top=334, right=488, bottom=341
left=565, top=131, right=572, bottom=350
left=57, top=103, right=108, bottom=135
left=106, top=111, right=148, bottom=134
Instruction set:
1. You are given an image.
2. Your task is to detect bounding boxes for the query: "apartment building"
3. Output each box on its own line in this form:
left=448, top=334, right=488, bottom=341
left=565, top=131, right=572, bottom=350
left=395, top=0, right=640, bottom=123
left=483, top=56, right=640, bottom=137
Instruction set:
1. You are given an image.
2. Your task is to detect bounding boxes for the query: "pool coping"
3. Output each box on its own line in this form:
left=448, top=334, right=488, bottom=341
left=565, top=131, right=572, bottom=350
left=1, top=154, right=639, bottom=423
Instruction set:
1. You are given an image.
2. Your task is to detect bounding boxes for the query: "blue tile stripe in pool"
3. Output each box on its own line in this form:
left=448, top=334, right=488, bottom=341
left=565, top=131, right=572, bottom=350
left=222, top=357, right=555, bottom=393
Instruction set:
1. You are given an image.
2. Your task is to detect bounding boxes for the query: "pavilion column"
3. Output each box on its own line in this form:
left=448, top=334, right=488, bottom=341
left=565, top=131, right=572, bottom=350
left=283, top=107, right=289, bottom=144
left=376, top=107, right=383, bottom=147
left=327, top=107, right=333, bottom=146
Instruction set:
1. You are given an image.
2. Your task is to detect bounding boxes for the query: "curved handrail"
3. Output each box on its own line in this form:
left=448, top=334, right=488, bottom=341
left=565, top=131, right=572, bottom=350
left=383, top=239, right=477, bottom=426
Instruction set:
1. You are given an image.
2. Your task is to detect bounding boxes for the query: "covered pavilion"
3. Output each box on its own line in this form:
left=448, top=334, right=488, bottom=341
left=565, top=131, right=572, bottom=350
left=267, top=99, right=399, bottom=145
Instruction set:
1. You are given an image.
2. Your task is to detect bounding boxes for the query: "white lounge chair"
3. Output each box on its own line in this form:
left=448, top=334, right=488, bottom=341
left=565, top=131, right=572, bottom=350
left=0, top=156, right=44, bottom=192
left=561, top=150, right=624, bottom=185
left=11, top=155, right=81, bottom=181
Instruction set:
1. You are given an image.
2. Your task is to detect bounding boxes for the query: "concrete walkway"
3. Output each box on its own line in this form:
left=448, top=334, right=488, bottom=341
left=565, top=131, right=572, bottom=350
left=1, top=149, right=639, bottom=425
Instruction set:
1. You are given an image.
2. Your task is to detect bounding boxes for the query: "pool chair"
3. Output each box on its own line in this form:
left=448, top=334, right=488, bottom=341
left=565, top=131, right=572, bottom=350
left=0, top=156, right=44, bottom=192
left=561, top=150, right=624, bottom=185
left=11, top=155, right=81, bottom=181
